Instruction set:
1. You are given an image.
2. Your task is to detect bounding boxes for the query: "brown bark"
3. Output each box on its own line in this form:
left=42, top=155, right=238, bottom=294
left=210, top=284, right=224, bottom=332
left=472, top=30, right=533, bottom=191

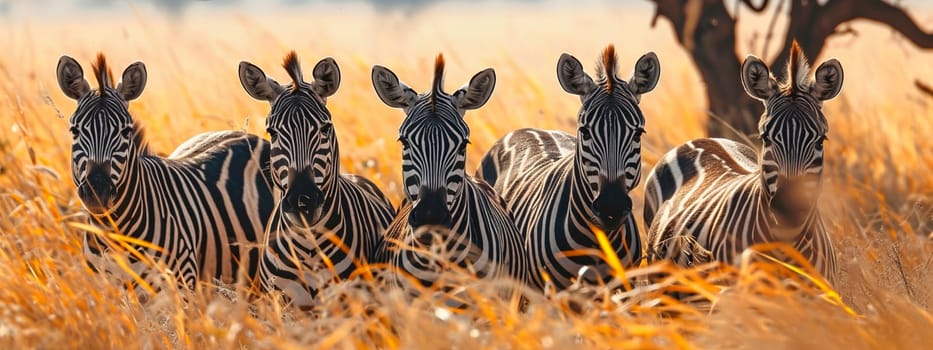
left=652, top=0, right=763, bottom=140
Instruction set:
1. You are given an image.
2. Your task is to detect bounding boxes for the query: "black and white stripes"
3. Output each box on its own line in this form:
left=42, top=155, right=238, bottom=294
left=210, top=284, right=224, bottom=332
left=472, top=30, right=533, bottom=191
left=476, top=46, right=660, bottom=289
left=58, top=54, right=275, bottom=289
left=643, top=42, right=842, bottom=279
left=239, top=52, right=396, bottom=307
left=372, top=55, right=530, bottom=288
left=58, top=43, right=845, bottom=305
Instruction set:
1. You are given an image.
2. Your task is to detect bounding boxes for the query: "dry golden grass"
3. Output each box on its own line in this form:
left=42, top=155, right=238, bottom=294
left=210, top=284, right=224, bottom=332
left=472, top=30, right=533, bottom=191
left=0, top=3, right=931, bottom=349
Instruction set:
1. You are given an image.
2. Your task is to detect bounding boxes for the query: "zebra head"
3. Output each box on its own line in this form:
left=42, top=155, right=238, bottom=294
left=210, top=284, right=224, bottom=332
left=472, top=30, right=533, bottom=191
left=741, top=40, right=843, bottom=226
left=57, top=54, right=147, bottom=215
left=372, top=55, right=495, bottom=230
left=557, top=45, right=659, bottom=232
left=239, top=52, right=341, bottom=229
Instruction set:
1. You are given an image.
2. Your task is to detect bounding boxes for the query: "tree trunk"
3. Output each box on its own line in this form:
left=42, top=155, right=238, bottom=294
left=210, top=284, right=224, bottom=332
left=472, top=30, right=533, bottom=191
left=674, top=0, right=764, bottom=141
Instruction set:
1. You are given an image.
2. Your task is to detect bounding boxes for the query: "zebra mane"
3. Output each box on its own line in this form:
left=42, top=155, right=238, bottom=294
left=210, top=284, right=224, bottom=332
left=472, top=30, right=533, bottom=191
left=132, top=119, right=152, bottom=156
left=282, top=51, right=303, bottom=92
left=91, top=53, right=114, bottom=91
left=597, top=44, right=617, bottom=91
left=783, top=40, right=810, bottom=94
left=432, top=54, right=445, bottom=112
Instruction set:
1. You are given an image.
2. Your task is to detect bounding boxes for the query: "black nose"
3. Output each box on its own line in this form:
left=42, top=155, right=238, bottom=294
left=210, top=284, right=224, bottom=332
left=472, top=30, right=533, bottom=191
left=282, top=172, right=324, bottom=215
left=408, top=189, right=451, bottom=229
left=78, top=167, right=113, bottom=213
left=591, top=183, right=632, bottom=231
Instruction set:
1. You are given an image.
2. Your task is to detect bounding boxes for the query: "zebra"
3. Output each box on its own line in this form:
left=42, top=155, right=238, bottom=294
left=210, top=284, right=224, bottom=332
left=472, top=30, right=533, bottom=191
left=371, top=54, right=530, bottom=291
left=56, top=54, right=275, bottom=291
left=642, top=41, right=841, bottom=279
left=476, top=45, right=660, bottom=290
left=238, top=52, right=396, bottom=308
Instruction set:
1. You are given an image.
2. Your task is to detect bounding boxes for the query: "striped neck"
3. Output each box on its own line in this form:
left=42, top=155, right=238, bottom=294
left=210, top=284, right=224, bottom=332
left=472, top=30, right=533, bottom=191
left=90, top=150, right=145, bottom=231
left=569, top=154, right=597, bottom=227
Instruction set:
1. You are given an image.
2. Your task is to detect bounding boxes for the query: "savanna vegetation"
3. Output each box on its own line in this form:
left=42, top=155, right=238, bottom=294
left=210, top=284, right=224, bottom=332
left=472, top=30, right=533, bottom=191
left=0, top=2, right=930, bottom=348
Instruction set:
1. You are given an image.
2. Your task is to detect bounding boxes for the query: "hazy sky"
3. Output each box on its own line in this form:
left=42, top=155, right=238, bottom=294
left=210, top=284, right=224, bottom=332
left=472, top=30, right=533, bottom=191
left=6, top=0, right=930, bottom=22
left=3, top=0, right=654, bottom=18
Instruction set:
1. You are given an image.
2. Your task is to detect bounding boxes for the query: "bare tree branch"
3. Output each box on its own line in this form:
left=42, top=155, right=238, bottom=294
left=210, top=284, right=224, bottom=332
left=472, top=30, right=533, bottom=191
left=761, top=0, right=786, bottom=61
left=916, top=80, right=933, bottom=99
left=774, top=0, right=932, bottom=78
left=684, top=0, right=705, bottom=50
left=853, top=0, right=933, bottom=49
left=645, top=0, right=933, bottom=139
left=830, top=24, right=859, bottom=38
left=740, top=0, right=770, bottom=12
left=650, top=0, right=687, bottom=40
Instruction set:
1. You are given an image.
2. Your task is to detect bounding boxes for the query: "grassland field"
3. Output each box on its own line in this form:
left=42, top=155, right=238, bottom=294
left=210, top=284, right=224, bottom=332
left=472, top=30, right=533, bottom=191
left=0, top=2, right=931, bottom=349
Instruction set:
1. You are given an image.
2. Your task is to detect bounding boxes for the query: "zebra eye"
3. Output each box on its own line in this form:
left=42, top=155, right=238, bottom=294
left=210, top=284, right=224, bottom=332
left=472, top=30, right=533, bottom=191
left=578, top=127, right=591, bottom=138
left=69, top=126, right=80, bottom=137
left=815, top=136, right=827, bottom=150
left=320, top=123, right=333, bottom=135
left=266, top=128, right=278, bottom=139
left=398, top=137, right=409, bottom=147
left=120, top=127, right=133, bottom=138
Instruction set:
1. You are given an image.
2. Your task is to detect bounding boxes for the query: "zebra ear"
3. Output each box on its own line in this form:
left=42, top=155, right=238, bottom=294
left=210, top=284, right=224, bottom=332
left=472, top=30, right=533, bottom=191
left=557, top=53, right=595, bottom=96
left=372, top=65, right=417, bottom=109
left=452, top=68, right=495, bottom=111
left=741, top=55, right=779, bottom=101
left=238, top=61, right=285, bottom=102
left=311, top=57, right=341, bottom=99
left=629, top=52, right=660, bottom=97
left=810, top=59, right=843, bottom=101
left=116, top=61, right=147, bottom=101
left=57, top=55, right=91, bottom=100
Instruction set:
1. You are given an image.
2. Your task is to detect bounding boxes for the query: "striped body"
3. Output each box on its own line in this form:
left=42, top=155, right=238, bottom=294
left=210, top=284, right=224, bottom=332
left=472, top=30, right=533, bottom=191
left=59, top=55, right=275, bottom=289
left=479, top=128, right=640, bottom=289
left=261, top=174, right=395, bottom=305
left=372, top=55, right=530, bottom=290
left=643, top=138, right=835, bottom=276
left=643, top=42, right=842, bottom=280
left=477, top=47, right=660, bottom=289
left=83, top=131, right=275, bottom=287
left=381, top=178, right=528, bottom=287
left=239, top=53, right=395, bottom=307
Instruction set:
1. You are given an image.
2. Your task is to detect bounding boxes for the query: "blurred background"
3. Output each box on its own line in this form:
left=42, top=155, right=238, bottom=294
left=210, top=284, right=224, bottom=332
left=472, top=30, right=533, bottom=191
left=5, top=0, right=930, bottom=201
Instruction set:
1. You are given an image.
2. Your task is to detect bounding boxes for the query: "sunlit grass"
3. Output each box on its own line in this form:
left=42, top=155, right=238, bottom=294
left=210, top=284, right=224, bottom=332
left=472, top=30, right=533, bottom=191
left=0, top=4, right=931, bottom=349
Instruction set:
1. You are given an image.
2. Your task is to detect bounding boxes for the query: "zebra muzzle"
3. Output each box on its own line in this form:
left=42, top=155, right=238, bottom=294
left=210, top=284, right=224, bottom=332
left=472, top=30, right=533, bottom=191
left=770, top=176, right=818, bottom=226
left=77, top=167, right=114, bottom=215
left=591, top=185, right=632, bottom=232
left=408, top=190, right=452, bottom=229
left=281, top=178, right=325, bottom=228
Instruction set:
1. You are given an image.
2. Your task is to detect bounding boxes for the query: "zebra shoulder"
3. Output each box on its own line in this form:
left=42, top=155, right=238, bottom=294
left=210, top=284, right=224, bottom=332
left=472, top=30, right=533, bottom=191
left=691, top=138, right=758, bottom=173
left=342, top=174, right=396, bottom=213
left=467, top=176, right=511, bottom=213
